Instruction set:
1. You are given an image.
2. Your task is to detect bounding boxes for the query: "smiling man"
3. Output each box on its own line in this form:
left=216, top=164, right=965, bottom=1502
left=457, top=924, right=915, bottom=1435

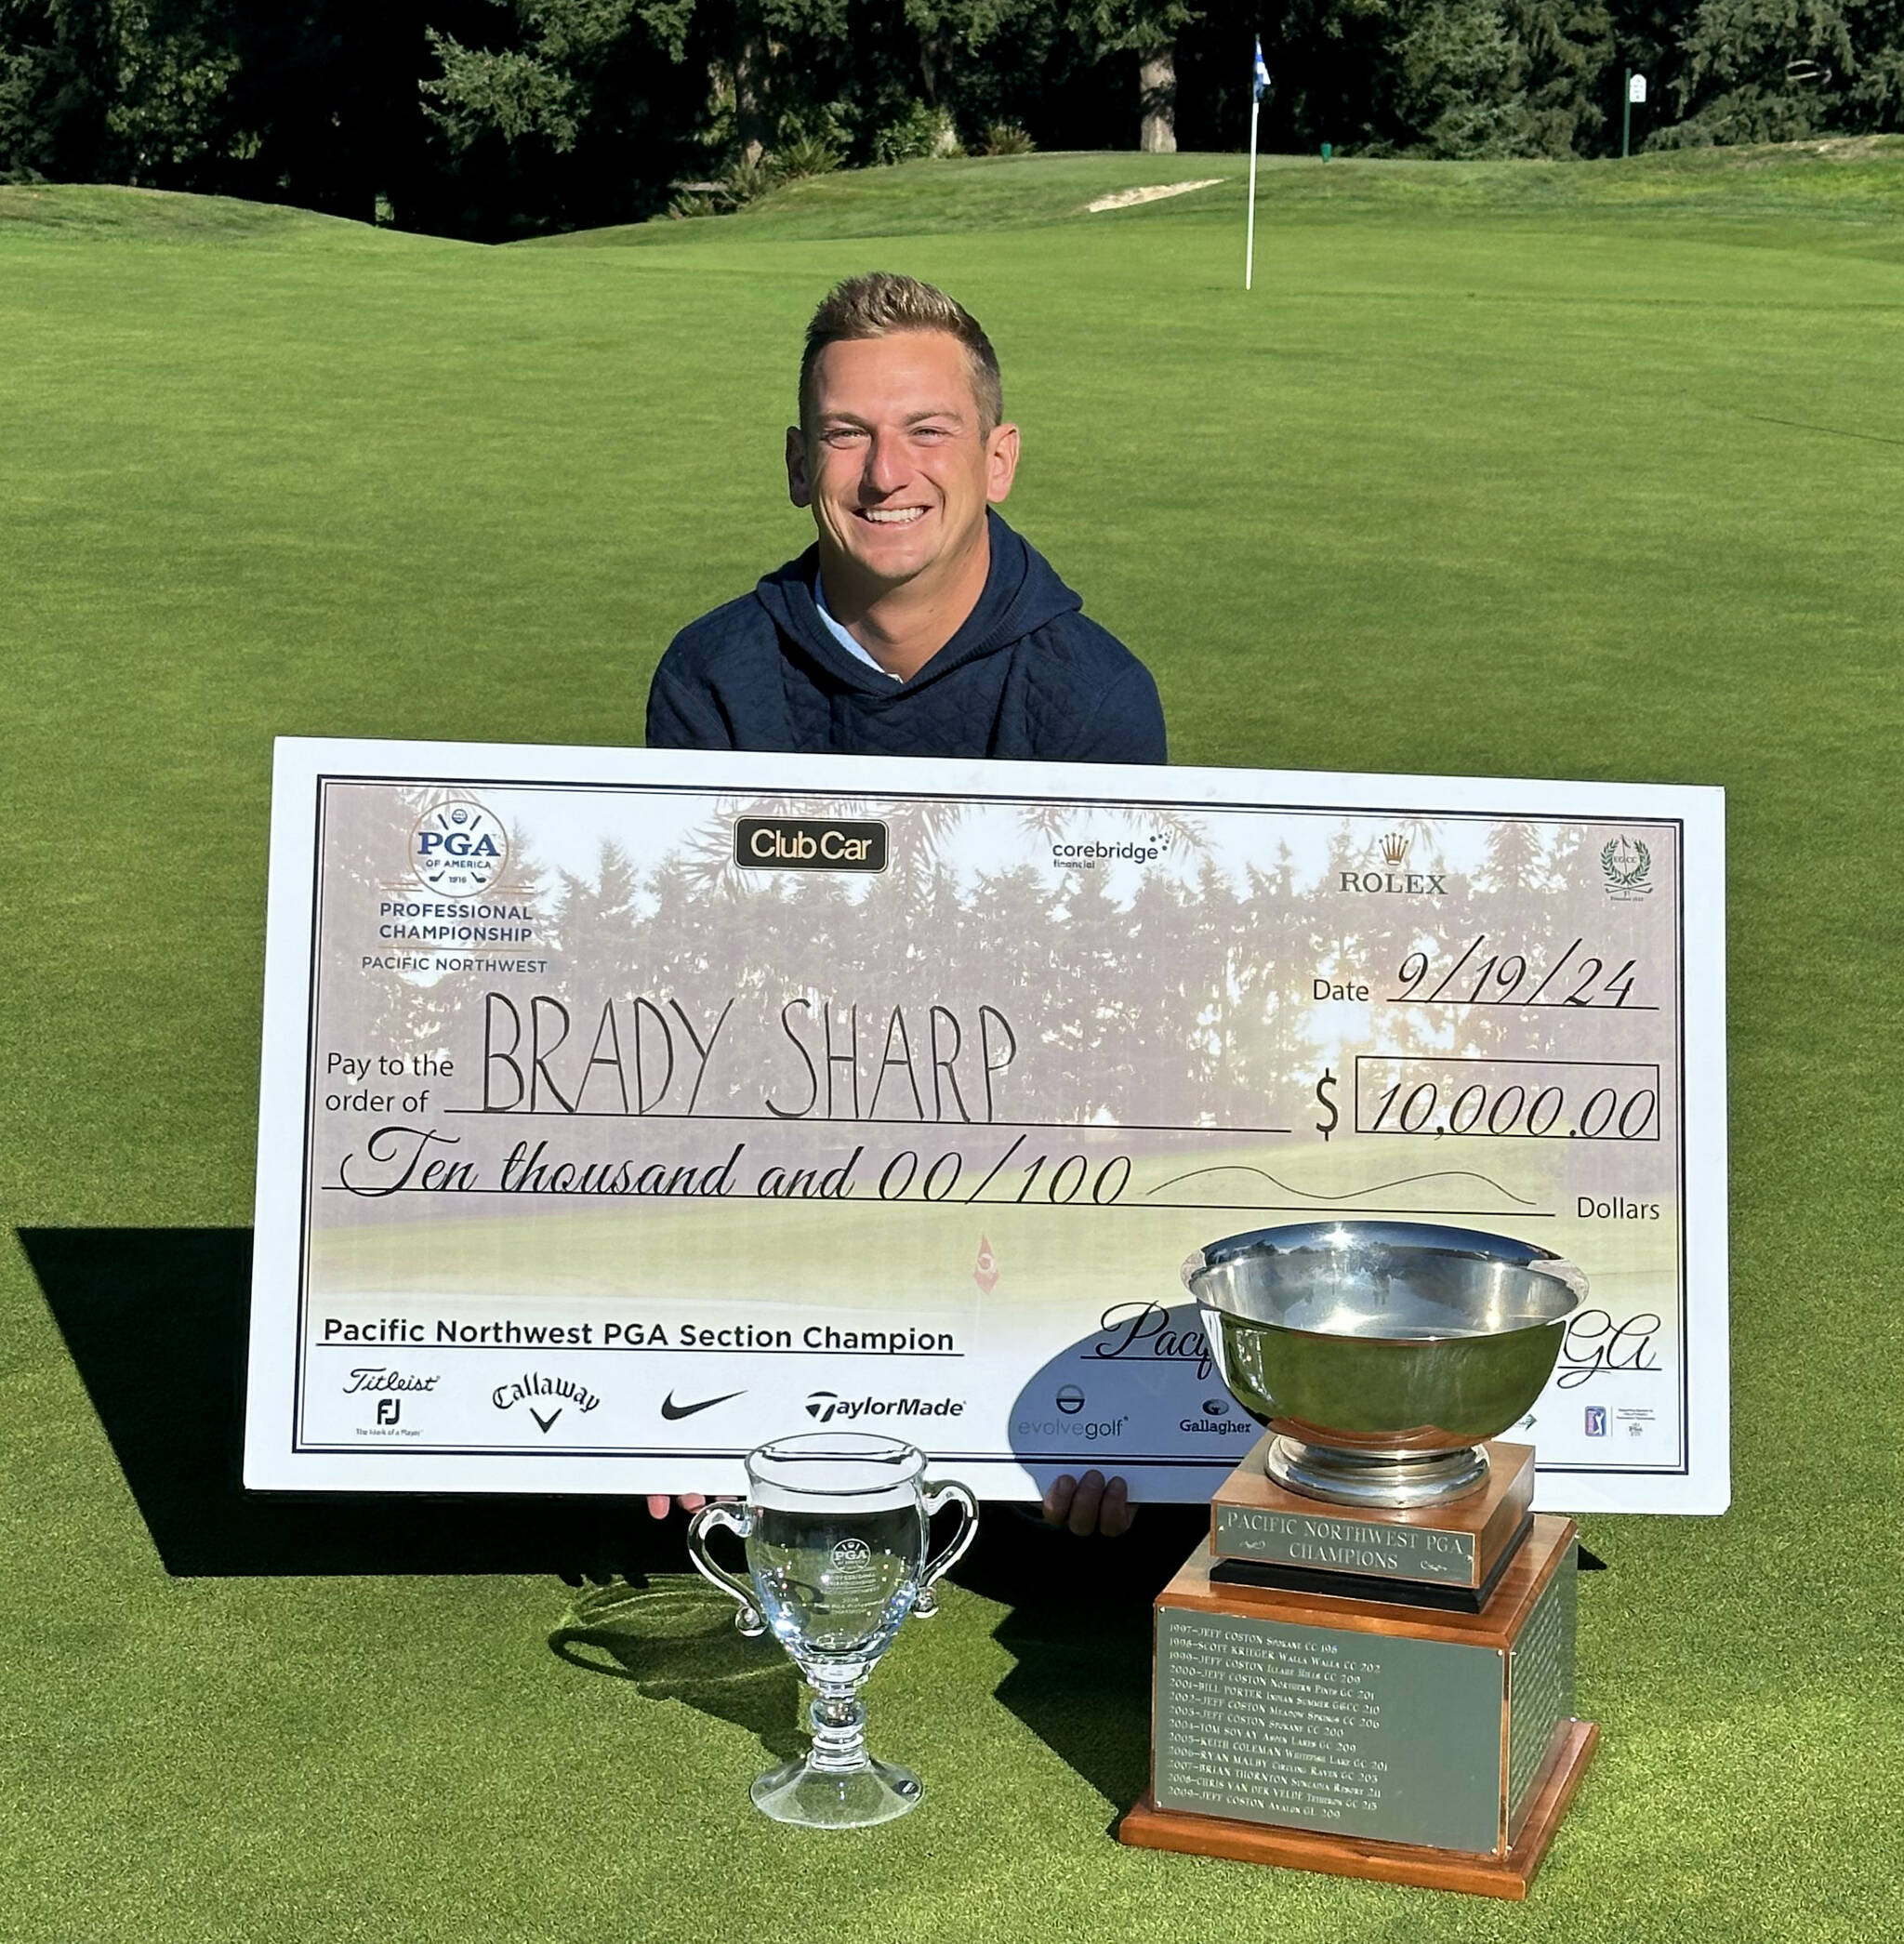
left=645, top=274, right=1156, bottom=1536
left=644, top=272, right=1167, bottom=761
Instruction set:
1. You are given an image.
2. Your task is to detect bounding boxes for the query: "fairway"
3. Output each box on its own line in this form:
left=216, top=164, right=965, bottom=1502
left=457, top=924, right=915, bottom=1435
left=3, top=150, right=1901, bottom=1943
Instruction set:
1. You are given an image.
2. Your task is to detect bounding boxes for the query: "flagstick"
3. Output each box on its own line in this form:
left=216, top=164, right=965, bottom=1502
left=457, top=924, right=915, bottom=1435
left=1245, top=94, right=1260, bottom=290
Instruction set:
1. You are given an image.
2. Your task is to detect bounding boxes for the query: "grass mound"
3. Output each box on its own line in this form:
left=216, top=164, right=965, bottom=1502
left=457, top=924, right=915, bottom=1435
left=535, top=137, right=1904, bottom=249
left=0, top=180, right=450, bottom=247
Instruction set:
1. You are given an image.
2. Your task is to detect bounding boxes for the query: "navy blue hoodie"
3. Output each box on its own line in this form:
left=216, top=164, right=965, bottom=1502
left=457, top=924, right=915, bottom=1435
left=646, top=513, right=1166, bottom=763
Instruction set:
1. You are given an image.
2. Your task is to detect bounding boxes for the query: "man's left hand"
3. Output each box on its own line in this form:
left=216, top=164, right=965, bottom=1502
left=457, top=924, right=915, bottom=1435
left=1042, top=1470, right=1134, bottom=1538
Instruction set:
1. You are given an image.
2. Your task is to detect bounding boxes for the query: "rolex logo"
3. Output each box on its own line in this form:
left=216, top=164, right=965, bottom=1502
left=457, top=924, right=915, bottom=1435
left=1341, top=828, right=1446, bottom=898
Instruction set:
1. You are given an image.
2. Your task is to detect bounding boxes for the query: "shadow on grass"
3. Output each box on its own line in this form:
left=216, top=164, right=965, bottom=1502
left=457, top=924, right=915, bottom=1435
left=549, top=1579, right=803, bottom=1761
left=24, top=1222, right=1196, bottom=1801
left=952, top=1502, right=1208, bottom=1817
left=18, top=1225, right=691, bottom=1580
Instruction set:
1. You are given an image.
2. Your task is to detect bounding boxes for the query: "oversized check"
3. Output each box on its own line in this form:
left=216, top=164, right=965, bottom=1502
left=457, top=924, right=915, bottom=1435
left=245, top=740, right=1728, bottom=1512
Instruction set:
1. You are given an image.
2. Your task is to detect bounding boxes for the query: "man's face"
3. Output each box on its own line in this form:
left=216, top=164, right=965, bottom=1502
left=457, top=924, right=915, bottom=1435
left=787, top=331, right=1018, bottom=591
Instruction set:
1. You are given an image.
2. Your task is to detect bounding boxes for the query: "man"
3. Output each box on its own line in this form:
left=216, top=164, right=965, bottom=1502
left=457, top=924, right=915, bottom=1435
left=646, top=273, right=1160, bottom=1537
left=645, top=271, right=1166, bottom=762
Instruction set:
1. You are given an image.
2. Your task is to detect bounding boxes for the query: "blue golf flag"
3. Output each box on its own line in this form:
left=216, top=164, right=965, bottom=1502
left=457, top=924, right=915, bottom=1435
left=1252, top=37, right=1270, bottom=101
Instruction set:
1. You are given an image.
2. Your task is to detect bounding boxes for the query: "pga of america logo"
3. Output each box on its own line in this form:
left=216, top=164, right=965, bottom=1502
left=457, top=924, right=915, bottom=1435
left=410, top=800, right=509, bottom=898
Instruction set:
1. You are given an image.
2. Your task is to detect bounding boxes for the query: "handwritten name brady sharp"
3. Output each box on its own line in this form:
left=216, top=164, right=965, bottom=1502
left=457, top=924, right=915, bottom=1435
left=477, top=988, right=1019, bottom=1123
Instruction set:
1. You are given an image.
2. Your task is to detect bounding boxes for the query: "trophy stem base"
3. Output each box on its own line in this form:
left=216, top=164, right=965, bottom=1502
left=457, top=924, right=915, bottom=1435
left=1264, top=1435, right=1489, bottom=1508
left=749, top=1752, right=923, bottom=1829
left=1118, top=1719, right=1597, bottom=1901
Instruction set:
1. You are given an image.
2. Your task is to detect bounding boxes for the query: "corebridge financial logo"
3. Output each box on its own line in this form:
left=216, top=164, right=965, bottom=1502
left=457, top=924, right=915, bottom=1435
left=804, top=1390, right=964, bottom=1423
left=1050, top=831, right=1172, bottom=870
left=734, top=817, right=888, bottom=873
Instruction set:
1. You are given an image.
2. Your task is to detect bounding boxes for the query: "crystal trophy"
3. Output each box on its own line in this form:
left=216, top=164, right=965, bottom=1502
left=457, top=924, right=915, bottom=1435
left=687, top=1431, right=977, bottom=1828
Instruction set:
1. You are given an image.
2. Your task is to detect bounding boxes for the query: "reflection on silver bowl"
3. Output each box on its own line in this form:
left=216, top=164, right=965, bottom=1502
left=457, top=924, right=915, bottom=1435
left=1183, top=1221, right=1585, bottom=1508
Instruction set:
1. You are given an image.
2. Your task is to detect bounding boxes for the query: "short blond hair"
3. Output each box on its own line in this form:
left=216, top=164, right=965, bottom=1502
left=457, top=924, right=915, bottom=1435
left=800, top=272, right=1003, bottom=431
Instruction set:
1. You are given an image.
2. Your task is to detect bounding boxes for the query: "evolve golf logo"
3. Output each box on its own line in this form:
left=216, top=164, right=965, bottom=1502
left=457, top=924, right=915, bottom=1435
left=734, top=817, right=887, bottom=873
left=804, top=1390, right=964, bottom=1423
left=1601, top=835, right=1654, bottom=902
left=492, top=1370, right=602, bottom=1435
left=410, top=800, right=509, bottom=898
left=1339, top=830, right=1447, bottom=896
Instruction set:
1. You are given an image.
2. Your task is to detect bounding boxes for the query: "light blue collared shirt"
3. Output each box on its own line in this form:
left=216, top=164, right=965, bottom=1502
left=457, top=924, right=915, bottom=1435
left=814, top=577, right=902, bottom=681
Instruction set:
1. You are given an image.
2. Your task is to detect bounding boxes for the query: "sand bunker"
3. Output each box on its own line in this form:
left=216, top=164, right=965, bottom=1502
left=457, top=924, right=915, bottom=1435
left=1084, top=179, right=1227, bottom=214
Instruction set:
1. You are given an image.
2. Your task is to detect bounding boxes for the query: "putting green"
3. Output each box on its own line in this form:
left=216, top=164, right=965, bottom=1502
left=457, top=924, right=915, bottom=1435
left=2, top=151, right=1899, bottom=1943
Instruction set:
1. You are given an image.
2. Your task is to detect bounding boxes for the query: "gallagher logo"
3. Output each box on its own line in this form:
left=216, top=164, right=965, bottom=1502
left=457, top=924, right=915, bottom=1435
left=1339, top=830, right=1447, bottom=897
left=734, top=818, right=887, bottom=873
left=411, top=800, right=509, bottom=898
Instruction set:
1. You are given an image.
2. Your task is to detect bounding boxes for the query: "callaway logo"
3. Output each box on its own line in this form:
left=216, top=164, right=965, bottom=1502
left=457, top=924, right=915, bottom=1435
left=491, top=1371, right=600, bottom=1435
left=660, top=1389, right=746, bottom=1422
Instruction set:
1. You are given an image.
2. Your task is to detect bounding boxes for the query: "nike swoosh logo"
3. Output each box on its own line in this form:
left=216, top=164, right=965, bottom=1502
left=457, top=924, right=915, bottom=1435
left=660, top=1389, right=745, bottom=1422
left=530, top=1407, right=562, bottom=1433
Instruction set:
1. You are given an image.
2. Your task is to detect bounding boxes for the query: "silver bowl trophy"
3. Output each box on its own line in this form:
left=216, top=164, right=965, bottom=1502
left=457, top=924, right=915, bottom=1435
left=1118, top=1223, right=1603, bottom=1898
left=687, top=1432, right=977, bottom=1829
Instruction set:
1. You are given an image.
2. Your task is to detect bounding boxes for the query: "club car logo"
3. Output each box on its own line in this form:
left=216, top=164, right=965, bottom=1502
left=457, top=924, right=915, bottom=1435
left=734, top=817, right=888, bottom=873
left=1339, top=830, right=1447, bottom=896
left=1601, top=835, right=1654, bottom=902
left=411, top=800, right=509, bottom=898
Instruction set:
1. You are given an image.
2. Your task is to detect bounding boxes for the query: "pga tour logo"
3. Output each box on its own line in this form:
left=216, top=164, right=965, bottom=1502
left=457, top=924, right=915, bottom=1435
left=1585, top=1406, right=1608, bottom=1437
left=410, top=800, right=509, bottom=898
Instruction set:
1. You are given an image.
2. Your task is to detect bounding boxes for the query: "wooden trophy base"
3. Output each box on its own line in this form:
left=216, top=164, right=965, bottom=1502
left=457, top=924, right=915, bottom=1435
left=1209, top=1437, right=1537, bottom=1610
left=1119, top=1513, right=1594, bottom=1898
left=1119, top=1719, right=1597, bottom=1901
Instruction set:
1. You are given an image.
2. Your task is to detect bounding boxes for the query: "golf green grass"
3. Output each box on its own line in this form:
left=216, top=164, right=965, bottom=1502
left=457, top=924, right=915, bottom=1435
left=3, top=148, right=1900, bottom=1943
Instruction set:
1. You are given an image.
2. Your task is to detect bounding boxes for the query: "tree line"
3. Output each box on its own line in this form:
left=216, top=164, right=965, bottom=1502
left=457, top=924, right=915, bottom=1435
left=3, top=0, right=1899, bottom=239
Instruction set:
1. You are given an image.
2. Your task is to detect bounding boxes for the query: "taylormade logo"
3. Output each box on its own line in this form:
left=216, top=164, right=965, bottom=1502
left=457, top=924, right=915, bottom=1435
left=804, top=1390, right=964, bottom=1423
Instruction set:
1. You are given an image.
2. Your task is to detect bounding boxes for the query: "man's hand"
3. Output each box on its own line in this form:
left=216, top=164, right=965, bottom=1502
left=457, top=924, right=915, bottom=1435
left=645, top=1494, right=710, bottom=1519
left=1041, top=1470, right=1134, bottom=1538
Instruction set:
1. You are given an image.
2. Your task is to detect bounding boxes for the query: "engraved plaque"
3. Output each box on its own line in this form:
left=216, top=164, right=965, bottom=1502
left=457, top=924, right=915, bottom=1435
left=1506, top=1540, right=1578, bottom=1834
left=1211, top=1505, right=1475, bottom=1582
left=1152, top=1606, right=1505, bottom=1853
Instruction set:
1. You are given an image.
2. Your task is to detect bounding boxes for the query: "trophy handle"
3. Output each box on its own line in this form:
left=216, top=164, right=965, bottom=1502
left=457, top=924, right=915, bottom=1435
left=913, top=1481, right=979, bottom=1619
left=686, top=1501, right=767, bottom=1637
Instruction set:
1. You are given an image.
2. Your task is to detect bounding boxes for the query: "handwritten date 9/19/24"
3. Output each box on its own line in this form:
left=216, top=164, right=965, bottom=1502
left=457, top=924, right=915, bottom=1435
left=1392, top=935, right=1647, bottom=1010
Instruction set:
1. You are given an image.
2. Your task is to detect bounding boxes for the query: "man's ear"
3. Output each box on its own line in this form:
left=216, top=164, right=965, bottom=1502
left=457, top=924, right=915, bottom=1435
left=985, top=421, right=1021, bottom=506
left=786, top=426, right=813, bottom=508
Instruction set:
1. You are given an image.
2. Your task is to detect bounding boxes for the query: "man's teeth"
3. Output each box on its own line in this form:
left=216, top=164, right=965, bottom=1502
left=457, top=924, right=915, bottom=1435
left=861, top=507, right=926, bottom=523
